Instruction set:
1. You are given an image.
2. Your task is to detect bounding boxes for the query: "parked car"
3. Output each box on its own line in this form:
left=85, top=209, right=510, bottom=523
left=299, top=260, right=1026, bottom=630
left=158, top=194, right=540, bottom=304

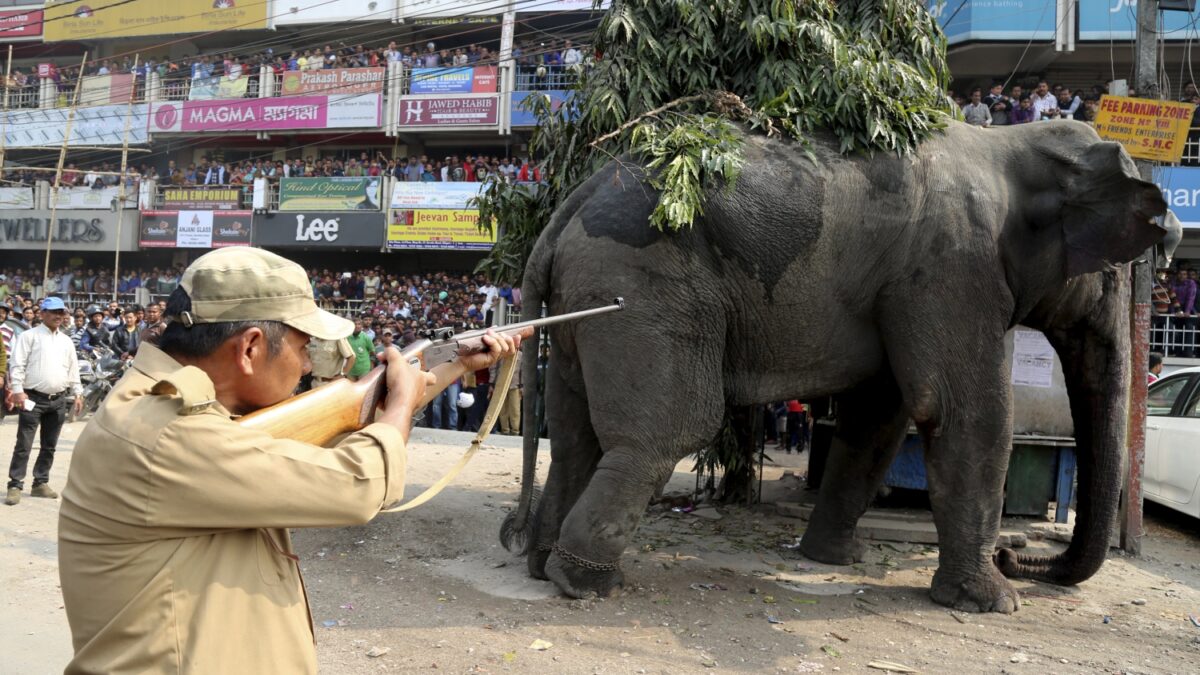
left=1145, top=366, right=1200, bottom=518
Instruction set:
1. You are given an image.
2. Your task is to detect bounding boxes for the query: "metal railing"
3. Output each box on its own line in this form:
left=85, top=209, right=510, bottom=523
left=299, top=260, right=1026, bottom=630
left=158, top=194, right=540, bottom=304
left=515, top=65, right=581, bottom=91
left=1152, top=314, right=1199, bottom=357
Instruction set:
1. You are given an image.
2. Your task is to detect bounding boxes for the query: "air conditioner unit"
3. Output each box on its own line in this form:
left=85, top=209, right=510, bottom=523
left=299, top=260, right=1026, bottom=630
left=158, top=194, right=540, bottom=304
left=1158, top=0, right=1196, bottom=12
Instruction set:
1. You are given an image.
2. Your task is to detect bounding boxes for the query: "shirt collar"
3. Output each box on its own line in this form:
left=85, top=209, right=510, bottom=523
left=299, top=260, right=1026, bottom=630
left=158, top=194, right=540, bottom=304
left=134, top=343, right=230, bottom=417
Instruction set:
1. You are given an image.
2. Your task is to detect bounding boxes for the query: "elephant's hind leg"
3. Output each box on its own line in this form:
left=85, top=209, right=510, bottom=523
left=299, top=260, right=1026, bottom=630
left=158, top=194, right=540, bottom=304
left=800, top=370, right=909, bottom=565
left=527, top=361, right=603, bottom=579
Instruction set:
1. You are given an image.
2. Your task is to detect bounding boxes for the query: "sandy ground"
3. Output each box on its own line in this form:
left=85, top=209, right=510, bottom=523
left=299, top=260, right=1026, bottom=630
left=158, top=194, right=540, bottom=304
left=2, top=419, right=1200, bottom=674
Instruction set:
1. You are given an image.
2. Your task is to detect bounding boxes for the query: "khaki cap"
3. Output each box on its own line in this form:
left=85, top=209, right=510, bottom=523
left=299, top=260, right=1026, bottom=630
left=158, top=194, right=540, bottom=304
left=179, top=248, right=352, bottom=340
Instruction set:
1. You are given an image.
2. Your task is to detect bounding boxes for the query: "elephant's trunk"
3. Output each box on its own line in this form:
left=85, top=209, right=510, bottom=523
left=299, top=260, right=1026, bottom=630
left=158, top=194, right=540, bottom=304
left=996, top=270, right=1128, bottom=585
left=499, top=259, right=550, bottom=555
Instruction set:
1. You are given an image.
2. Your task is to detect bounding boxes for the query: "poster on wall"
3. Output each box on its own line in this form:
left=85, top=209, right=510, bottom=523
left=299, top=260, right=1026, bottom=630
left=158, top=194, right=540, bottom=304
left=278, top=177, right=382, bottom=211
left=386, top=209, right=494, bottom=250
left=139, top=210, right=253, bottom=248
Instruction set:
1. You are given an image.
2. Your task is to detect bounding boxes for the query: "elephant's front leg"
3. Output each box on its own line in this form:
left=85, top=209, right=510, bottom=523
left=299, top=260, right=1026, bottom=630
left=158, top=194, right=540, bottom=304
left=544, top=450, right=672, bottom=598
left=801, top=371, right=910, bottom=565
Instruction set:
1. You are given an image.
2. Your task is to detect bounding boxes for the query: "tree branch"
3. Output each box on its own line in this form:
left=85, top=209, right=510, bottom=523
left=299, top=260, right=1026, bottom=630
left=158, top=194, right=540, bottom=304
left=589, top=94, right=707, bottom=148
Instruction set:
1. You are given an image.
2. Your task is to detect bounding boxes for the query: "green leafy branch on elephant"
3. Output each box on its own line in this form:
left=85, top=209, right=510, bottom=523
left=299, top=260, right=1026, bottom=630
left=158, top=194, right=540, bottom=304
left=473, top=0, right=956, bottom=285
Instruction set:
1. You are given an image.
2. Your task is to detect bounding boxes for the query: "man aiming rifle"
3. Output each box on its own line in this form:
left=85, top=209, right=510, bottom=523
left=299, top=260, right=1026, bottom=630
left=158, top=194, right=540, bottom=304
left=57, top=248, right=529, bottom=673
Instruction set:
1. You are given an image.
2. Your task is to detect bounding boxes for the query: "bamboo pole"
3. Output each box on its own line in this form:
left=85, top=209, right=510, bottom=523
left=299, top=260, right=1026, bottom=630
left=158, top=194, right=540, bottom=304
left=113, top=55, right=139, bottom=303
left=0, top=46, right=12, bottom=184
left=43, top=52, right=88, bottom=286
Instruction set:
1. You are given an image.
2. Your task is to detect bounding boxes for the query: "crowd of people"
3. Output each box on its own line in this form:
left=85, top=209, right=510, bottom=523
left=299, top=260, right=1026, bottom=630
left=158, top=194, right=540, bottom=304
left=1153, top=266, right=1200, bottom=358
left=955, top=78, right=1200, bottom=130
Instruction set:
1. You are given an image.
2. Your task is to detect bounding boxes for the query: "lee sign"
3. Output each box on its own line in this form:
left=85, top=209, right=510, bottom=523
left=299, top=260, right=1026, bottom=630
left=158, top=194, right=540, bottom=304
left=254, top=212, right=385, bottom=248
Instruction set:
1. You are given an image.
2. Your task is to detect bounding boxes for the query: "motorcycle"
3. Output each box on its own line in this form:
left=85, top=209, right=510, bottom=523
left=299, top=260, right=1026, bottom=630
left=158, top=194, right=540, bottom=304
left=73, top=345, right=129, bottom=421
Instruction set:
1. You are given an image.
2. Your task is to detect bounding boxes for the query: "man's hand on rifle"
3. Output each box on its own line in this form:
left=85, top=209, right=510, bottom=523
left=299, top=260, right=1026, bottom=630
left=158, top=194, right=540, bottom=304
left=456, top=328, right=532, bottom=372
left=375, top=346, right=437, bottom=435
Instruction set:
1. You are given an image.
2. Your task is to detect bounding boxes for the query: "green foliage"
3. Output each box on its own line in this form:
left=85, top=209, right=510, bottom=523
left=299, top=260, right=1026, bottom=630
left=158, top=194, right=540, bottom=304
left=475, top=0, right=953, bottom=284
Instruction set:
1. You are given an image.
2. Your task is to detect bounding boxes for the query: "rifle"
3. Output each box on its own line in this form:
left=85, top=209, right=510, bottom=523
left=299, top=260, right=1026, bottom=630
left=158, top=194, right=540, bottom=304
left=237, top=298, right=624, bottom=445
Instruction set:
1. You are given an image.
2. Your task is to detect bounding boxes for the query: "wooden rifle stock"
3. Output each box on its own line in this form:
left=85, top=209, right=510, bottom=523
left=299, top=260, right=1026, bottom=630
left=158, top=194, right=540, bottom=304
left=236, top=298, right=625, bottom=445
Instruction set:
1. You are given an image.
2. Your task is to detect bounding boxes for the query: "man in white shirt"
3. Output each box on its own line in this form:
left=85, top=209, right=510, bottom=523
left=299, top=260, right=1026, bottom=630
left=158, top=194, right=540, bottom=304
left=1030, top=81, right=1058, bottom=121
left=562, top=40, right=583, bottom=67
left=5, top=296, right=82, bottom=505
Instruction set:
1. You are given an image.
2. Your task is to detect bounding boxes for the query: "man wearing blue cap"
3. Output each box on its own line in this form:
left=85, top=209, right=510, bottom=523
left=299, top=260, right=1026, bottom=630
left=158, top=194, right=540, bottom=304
left=4, top=296, right=82, bottom=506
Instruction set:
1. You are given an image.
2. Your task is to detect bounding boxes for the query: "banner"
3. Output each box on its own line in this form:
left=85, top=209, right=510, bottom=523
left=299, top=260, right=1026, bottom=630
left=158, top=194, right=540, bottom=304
left=44, top=0, right=268, bottom=42
left=279, top=177, right=382, bottom=211
left=390, top=182, right=484, bottom=210
left=387, top=209, right=494, bottom=250
left=149, top=94, right=382, bottom=133
left=162, top=186, right=241, bottom=209
left=189, top=74, right=250, bottom=101
left=139, top=210, right=253, bottom=248
left=1155, top=167, right=1200, bottom=230
left=0, top=210, right=139, bottom=251
left=511, top=89, right=570, bottom=126
left=255, top=212, right=386, bottom=247
left=53, top=186, right=136, bottom=210
left=1093, top=96, right=1196, bottom=163
left=0, top=187, right=33, bottom=210
left=0, top=10, right=44, bottom=39
left=1, top=104, right=149, bottom=147
left=79, top=74, right=135, bottom=106
left=398, top=95, right=499, bottom=127
left=281, top=68, right=385, bottom=95
left=410, top=66, right=498, bottom=94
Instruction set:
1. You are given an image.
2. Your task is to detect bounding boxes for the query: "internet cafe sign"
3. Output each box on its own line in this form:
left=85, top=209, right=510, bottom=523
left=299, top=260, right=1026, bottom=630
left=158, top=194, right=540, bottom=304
left=278, top=177, right=382, bottom=211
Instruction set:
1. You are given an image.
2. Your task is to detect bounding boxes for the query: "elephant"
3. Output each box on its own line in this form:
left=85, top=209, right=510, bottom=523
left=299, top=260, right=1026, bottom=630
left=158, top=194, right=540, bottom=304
left=499, top=120, right=1178, bottom=613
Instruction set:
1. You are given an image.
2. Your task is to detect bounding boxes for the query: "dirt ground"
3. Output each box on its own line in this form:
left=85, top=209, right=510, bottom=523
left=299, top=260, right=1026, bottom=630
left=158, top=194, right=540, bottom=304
left=2, top=420, right=1200, bottom=674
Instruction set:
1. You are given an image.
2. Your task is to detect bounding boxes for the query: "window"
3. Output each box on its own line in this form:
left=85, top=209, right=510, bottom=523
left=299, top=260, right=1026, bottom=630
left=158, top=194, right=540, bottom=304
left=1185, top=388, right=1200, bottom=418
left=1148, top=376, right=1193, bottom=416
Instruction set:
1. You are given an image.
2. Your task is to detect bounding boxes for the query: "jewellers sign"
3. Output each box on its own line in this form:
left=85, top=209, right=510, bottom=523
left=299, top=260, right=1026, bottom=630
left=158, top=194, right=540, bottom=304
left=0, top=210, right=138, bottom=251
left=398, top=95, right=499, bottom=127
left=254, top=212, right=385, bottom=248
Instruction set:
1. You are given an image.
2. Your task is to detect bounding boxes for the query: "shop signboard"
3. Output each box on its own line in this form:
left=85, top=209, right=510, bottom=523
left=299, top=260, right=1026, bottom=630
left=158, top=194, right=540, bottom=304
left=278, top=177, right=382, bottom=211
left=0, top=186, right=33, bottom=209
left=139, top=210, right=253, bottom=248
left=389, top=181, right=484, bottom=210
left=1078, top=0, right=1199, bottom=40
left=925, top=0, right=1055, bottom=45
left=410, top=66, right=497, bottom=94
left=149, top=94, right=382, bottom=133
left=0, top=9, right=44, bottom=39
left=397, top=95, right=498, bottom=127
left=1, top=104, right=149, bottom=147
left=0, top=210, right=139, bottom=250
left=255, top=212, right=386, bottom=247
left=162, top=186, right=242, bottom=209
left=386, top=208, right=494, bottom=250
left=280, top=68, right=385, bottom=95
left=1155, top=167, right=1200, bottom=230
left=1093, top=95, right=1195, bottom=163
left=44, top=0, right=267, bottom=41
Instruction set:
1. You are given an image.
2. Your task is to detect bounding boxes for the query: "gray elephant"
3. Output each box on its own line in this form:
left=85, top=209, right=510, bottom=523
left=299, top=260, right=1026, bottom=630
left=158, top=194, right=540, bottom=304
left=500, top=120, right=1177, bottom=613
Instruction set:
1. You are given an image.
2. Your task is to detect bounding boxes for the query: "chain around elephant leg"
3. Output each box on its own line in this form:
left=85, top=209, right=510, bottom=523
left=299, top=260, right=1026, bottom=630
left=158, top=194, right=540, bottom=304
left=551, top=543, right=620, bottom=571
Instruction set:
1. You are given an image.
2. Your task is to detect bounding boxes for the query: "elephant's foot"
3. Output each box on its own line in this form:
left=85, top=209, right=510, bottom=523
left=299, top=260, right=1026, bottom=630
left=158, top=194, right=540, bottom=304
left=544, top=546, right=624, bottom=599
left=527, top=545, right=552, bottom=580
left=798, top=531, right=867, bottom=565
left=930, top=564, right=1020, bottom=614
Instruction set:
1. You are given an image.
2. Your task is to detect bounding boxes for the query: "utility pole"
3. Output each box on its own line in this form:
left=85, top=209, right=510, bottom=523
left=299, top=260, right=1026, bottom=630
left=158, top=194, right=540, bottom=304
left=113, top=55, right=140, bottom=303
left=1122, top=0, right=1159, bottom=556
left=43, top=52, right=88, bottom=285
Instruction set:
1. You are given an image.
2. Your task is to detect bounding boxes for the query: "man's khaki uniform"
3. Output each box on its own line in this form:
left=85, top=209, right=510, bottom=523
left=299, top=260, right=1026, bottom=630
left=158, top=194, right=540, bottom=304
left=308, top=337, right=354, bottom=384
left=58, top=343, right=406, bottom=674
left=489, top=351, right=522, bottom=434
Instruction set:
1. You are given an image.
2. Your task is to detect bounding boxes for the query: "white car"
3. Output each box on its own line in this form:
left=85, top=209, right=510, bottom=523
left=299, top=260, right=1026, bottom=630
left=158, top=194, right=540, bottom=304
left=1145, top=366, right=1200, bottom=518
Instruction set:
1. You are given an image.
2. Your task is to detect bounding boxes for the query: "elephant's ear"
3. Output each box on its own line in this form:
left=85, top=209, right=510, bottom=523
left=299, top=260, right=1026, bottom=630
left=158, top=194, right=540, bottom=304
left=1062, top=142, right=1167, bottom=277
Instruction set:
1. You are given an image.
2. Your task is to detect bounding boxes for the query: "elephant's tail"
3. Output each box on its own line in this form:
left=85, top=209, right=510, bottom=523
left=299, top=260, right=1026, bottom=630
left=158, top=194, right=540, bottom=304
left=500, top=226, right=556, bottom=555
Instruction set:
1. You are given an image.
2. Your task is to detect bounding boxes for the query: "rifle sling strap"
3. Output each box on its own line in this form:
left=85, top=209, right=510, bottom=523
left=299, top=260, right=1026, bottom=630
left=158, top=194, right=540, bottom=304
left=381, top=354, right=517, bottom=513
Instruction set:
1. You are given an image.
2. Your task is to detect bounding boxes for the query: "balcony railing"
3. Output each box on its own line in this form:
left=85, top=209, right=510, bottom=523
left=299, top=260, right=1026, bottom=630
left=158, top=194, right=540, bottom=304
left=1152, top=314, right=1200, bottom=358
left=515, top=65, right=581, bottom=91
